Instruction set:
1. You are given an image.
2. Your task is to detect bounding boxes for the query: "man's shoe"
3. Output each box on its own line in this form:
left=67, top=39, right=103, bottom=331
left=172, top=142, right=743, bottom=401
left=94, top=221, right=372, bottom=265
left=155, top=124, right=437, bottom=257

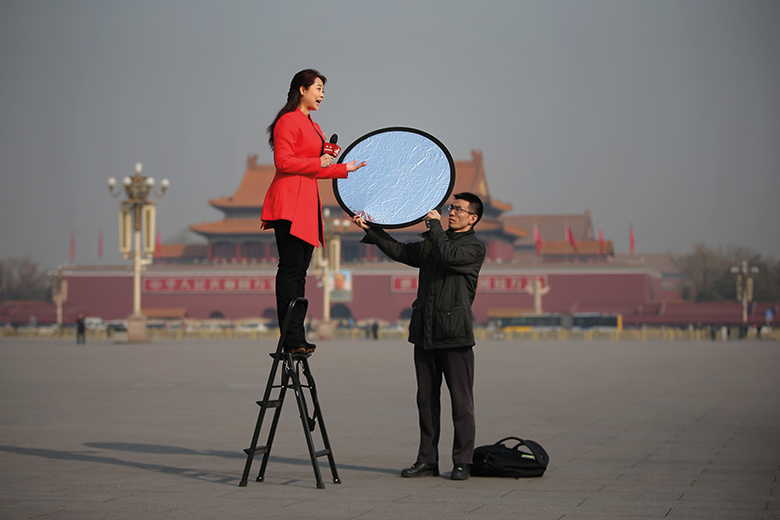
left=451, top=464, right=470, bottom=480
left=401, top=462, right=439, bottom=478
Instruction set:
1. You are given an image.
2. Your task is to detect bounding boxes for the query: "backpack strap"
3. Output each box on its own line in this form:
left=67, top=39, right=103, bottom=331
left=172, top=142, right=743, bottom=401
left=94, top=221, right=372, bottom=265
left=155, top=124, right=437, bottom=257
left=482, top=436, right=524, bottom=461
left=517, top=439, right=550, bottom=467
left=482, top=436, right=548, bottom=467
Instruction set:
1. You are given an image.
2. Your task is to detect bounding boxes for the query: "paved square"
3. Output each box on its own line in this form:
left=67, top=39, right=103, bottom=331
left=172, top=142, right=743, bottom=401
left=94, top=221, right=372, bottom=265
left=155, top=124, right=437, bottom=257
left=1, top=337, right=778, bottom=519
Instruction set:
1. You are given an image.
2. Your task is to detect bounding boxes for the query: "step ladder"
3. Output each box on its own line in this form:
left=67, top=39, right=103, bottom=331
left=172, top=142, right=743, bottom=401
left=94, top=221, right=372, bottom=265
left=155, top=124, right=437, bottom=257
left=239, top=297, right=340, bottom=489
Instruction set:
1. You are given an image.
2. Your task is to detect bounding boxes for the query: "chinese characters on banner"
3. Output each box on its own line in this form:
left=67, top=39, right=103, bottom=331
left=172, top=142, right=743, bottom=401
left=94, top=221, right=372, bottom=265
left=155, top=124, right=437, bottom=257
left=144, top=277, right=275, bottom=293
left=144, top=275, right=548, bottom=295
left=391, top=275, right=548, bottom=293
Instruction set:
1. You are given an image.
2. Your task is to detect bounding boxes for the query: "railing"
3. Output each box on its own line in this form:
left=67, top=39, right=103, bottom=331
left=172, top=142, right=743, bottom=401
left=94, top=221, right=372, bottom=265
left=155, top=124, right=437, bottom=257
left=483, top=326, right=779, bottom=342
left=3, top=325, right=778, bottom=342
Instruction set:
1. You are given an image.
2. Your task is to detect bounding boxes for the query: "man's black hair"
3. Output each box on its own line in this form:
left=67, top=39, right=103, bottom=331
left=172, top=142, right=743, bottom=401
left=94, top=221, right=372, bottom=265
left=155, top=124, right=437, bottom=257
left=453, top=192, right=483, bottom=225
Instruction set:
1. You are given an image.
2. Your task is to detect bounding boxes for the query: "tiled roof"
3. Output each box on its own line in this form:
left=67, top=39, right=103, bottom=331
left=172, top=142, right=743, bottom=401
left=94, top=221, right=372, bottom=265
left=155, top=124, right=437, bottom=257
left=184, top=151, right=614, bottom=260
left=539, top=240, right=614, bottom=256
left=157, top=244, right=208, bottom=258
left=195, top=151, right=521, bottom=239
left=209, top=151, right=512, bottom=213
left=449, top=150, right=513, bottom=213
left=501, top=213, right=594, bottom=245
left=190, top=218, right=270, bottom=236
left=209, top=157, right=275, bottom=209
left=190, top=216, right=382, bottom=237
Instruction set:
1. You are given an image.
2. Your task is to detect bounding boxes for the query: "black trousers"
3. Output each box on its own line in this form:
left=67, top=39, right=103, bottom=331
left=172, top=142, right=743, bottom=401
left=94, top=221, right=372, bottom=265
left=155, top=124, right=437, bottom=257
left=413, top=345, right=475, bottom=465
left=272, top=220, right=314, bottom=344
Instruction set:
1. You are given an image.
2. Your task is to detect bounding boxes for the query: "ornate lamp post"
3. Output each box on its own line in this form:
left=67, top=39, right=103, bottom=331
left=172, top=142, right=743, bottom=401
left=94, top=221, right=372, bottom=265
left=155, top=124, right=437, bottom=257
left=47, top=265, right=72, bottom=330
left=524, top=276, right=551, bottom=315
left=731, top=260, right=759, bottom=327
left=315, top=208, right=351, bottom=335
left=108, top=163, right=169, bottom=342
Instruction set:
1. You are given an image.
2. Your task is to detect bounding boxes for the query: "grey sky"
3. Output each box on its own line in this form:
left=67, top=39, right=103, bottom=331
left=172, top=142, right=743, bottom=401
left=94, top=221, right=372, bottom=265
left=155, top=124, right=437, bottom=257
left=1, top=0, right=779, bottom=269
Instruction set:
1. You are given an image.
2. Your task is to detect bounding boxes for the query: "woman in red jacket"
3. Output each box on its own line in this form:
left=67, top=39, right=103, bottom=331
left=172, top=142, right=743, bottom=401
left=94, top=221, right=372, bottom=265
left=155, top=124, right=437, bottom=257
left=262, top=69, right=365, bottom=354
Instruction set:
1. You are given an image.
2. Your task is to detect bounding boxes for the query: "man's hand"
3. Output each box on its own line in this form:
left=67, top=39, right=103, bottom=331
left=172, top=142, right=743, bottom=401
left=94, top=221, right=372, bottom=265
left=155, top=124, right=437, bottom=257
left=423, top=209, right=442, bottom=226
left=352, top=215, right=370, bottom=230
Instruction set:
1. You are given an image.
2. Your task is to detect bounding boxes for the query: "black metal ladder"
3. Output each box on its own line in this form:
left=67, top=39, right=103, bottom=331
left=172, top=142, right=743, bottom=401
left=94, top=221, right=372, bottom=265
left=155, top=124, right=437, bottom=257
left=239, top=297, right=340, bottom=489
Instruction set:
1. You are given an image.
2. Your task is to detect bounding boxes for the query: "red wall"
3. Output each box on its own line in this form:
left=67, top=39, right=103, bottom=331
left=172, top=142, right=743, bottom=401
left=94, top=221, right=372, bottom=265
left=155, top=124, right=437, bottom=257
left=63, top=266, right=659, bottom=324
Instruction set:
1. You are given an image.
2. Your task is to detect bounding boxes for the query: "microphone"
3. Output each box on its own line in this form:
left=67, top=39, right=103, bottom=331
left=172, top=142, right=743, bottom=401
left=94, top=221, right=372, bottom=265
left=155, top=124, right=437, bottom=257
left=323, top=133, right=341, bottom=158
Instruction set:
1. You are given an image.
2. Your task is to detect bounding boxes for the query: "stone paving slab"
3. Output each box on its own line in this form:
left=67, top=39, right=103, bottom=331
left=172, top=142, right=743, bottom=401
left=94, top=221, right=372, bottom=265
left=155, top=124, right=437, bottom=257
left=1, top=337, right=779, bottom=519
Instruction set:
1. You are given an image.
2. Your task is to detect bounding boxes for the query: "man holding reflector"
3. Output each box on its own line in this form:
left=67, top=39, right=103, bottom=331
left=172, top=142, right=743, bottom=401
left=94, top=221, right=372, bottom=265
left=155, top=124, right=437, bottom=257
left=352, top=192, right=486, bottom=481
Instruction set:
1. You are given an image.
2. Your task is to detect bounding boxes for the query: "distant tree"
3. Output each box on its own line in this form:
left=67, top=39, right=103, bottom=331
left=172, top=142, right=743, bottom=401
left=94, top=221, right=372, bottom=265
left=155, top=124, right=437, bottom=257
left=745, top=256, right=780, bottom=302
left=0, top=256, right=50, bottom=302
left=672, top=244, right=779, bottom=303
left=672, top=243, right=730, bottom=302
left=721, top=246, right=780, bottom=302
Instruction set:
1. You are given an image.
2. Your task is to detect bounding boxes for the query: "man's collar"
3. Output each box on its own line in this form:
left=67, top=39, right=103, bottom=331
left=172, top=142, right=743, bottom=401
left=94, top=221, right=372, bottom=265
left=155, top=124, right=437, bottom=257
left=420, top=227, right=475, bottom=240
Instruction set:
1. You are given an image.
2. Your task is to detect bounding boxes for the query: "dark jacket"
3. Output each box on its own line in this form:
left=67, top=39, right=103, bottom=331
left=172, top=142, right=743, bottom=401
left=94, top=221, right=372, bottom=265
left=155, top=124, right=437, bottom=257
left=361, top=220, right=485, bottom=349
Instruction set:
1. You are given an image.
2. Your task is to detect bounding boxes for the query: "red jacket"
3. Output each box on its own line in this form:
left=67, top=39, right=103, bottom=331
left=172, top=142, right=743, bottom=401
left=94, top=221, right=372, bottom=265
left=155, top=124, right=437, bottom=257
left=261, top=109, right=348, bottom=247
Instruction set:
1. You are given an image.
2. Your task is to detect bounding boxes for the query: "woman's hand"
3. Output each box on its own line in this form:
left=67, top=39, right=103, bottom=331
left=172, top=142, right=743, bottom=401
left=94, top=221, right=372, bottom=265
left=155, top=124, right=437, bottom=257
left=345, top=160, right=367, bottom=173
left=321, top=155, right=366, bottom=171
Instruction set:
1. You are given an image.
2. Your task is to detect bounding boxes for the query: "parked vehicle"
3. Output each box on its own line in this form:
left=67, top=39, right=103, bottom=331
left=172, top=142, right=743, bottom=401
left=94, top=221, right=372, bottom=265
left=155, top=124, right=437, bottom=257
left=236, top=322, right=268, bottom=333
left=84, top=317, right=107, bottom=330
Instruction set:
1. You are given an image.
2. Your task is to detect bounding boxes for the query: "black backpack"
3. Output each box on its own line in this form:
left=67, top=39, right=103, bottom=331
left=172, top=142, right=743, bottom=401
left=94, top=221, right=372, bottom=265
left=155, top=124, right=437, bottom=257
left=471, top=436, right=549, bottom=478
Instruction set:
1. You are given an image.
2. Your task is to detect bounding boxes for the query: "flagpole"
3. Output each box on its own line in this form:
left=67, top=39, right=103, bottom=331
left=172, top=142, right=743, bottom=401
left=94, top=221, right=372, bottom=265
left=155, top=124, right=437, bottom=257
left=598, top=225, right=604, bottom=256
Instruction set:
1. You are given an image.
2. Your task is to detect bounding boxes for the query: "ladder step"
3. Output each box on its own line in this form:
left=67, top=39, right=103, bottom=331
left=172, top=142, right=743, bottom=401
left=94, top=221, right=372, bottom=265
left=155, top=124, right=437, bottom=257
left=314, top=449, right=331, bottom=458
left=256, top=399, right=283, bottom=408
left=244, top=445, right=270, bottom=455
left=268, top=352, right=312, bottom=360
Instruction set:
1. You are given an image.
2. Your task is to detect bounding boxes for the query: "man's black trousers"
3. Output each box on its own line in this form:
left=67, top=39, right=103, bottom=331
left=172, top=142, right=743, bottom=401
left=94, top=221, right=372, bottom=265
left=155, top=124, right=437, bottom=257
left=413, top=345, right=475, bottom=465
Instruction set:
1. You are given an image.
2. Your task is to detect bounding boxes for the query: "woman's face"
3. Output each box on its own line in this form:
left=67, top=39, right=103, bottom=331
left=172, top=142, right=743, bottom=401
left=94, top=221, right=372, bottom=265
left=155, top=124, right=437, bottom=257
left=298, top=77, right=324, bottom=114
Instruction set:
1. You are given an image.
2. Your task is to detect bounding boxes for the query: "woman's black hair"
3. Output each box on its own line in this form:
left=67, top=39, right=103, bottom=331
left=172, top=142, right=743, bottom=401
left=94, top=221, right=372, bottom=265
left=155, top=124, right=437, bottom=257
left=267, top=69, right=326, bottom=149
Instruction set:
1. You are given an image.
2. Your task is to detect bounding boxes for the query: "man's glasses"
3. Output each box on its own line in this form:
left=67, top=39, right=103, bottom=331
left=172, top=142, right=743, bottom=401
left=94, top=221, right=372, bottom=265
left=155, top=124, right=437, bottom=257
left=448, top=204, right=475, bottom=215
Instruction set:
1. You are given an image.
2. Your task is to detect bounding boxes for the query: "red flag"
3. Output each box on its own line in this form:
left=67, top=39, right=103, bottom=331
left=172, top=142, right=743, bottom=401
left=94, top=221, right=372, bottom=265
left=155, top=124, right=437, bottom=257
left=566, top=224, right=578, bottom=253
left=155, top=230, right=162, bottom=260
left=629, top=219, right=635, bottom=256
left=70, top=228, right=75, bottom=261
left=598, top=225, right=604, bottom=256
left=534, top=224, right=542, bottom=256
left=98, top=227, right=103, bottom=260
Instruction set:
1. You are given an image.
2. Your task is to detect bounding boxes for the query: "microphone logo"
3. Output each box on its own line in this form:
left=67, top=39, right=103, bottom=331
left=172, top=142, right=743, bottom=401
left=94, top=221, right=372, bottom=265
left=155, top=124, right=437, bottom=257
left=323, top=133, right=341, bottom=157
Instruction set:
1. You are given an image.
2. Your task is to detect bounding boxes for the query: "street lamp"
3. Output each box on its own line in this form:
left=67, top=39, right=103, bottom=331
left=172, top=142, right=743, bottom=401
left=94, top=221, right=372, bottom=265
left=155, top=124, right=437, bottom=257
left=47, top=265, right=72, bottom=330
left=315, top=208, right=351, bottom=334
left=108, top=163, right=169, bottom=342
left=524, top=276, right=551, bottom=315
left=731, top=260, right=759, bottom=327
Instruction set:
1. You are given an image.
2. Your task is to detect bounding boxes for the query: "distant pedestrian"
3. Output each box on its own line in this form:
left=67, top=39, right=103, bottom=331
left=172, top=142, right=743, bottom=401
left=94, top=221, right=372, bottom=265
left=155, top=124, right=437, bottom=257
left=76, top=313, right=86, bottom=344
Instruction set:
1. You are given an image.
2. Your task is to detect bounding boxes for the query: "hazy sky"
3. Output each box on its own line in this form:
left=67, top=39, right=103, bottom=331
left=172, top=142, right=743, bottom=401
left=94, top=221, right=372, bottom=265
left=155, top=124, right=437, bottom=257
left=2, top=0, right=779, bottom=269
